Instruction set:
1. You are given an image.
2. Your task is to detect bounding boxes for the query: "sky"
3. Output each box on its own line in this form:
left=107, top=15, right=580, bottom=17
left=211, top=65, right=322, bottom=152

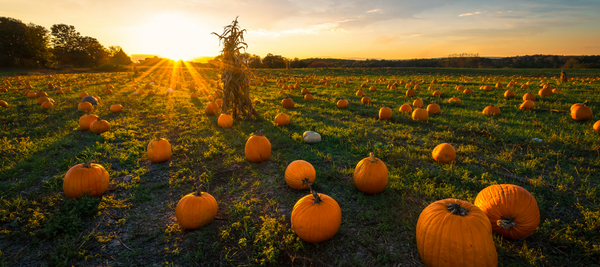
left=1, top=0, right=599, bottom=61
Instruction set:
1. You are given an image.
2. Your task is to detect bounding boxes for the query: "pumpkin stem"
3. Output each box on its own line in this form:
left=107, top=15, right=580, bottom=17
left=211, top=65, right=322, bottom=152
left=368, top=152, right=377, bottom=163
left=497, top=216, right=518, bottom=231
left=155, top=133, right=162, bottom=140
left=446, top=203, right=470, bottom=216
left=194, top=184, right=206, bottom=196
left=82, top=160, right=95, bottom=168
left=256, top=129, right=265, bottom=136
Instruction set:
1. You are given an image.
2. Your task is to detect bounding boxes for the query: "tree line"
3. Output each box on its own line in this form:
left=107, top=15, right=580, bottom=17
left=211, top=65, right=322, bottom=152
left=0, top=16, right=132, bottom=68
left=200, top=53, right=600, bottom=69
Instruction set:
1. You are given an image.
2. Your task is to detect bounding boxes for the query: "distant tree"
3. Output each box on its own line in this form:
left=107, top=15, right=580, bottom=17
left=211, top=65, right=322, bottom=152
left=262, top=53, right=286, bottom=68
left=307, top=61, right=328, bottom=68
left=50, top=24, right=109, bottom=67
left=248, top=54, right=262, bottom=68
left=108, top=46, right=132, bottom=65
left=0, top=17, right=50, bottom=67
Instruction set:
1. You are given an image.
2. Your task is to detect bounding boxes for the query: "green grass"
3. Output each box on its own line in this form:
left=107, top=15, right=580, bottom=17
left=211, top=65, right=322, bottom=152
left=0, top=66, right=599, bottom=266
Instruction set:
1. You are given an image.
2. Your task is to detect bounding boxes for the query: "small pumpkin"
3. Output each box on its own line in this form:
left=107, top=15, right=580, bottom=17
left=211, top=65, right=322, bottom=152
left=448, top=96, right=461, bottom=104
left=217, top=113, right=233, bottom=128
left=282, top=96, right=295, bottom=109
left=0, top=100, right=7, bottom=107
left=355, top=89, right=364, bottom=97
left=303, top=131, right=321, bottom=144
left=291, top=185, right=341, bottom=243
left=361, top=96, right=371, bottom=105
left=353, top=152, right=388, bottom=194
left=304, top=93, right=313, bottom=101
left=432, top=143, right=456, bottom=163
left=37, top=96, right=49, bottom=105
left=412, top=99, right=423, bottom=108
left=204, top=102, right=218, bottom=115
left=110, top=104, right=123, bottom=113
left=147, top=133, right=172, bottom=163
left=406, top=88, right=415, bottom=97
left=79, top=92, right=88, bottom=98
left=190, top=92, right=198, bottom=98
left=175, top=185, right=218, bottom=230
left=538, top=87, right=552, bottom=97
left=369, top=85, right=377, bottom=91
left=78, top=101, right=93, bottom=112
left=63, top=160, right=110, bottom=199
left=285, top=160, right=316, bottom=190
left=90, top=118, right=110, bottom=134
left=417, top=199, right=497, bottom=267
left=301, top=88, right=309, bottom=95
left=432, top=90, right=442, bottom=97
left=523, top=92, right=536, bottom=101
left=274, top=113, right=290, bottom=126
left=379, top=105, right=392, bottom=120
left=593, top=120, right=600, bottom=132
left=412, top=108, right=429, bottom=121
left=399, top=104, right=412, bottom=113
left=520, top=100, right=534, bottom=111
left=336, top=98, right=349, bottom=109
left=41, top=99, right=55, bottom=109
left=474, top=184, right=540, bottom=240
left=483, top=105, right=501, bottom=115
left=426, top=103, right=440, bottom=114
left=79, top=114, right=99, bottom=130
left=504, top=90, right=515, bottom=98
left=245, top=129, right=271, bottom=163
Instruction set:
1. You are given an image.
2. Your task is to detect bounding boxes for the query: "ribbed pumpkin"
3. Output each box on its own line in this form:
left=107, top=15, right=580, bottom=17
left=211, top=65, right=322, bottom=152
left=399, top=104, right=412, bottom=113
left=63, top=160, right=110, bottom=199
left=570, top=101, right=593, bottom=121
left=217, top=113, right=233, bottom=128
left=523, top=92, right=536, bottom=101
left=520, top=100, right=535, bottom=111
left=427, top=103, right=440, bottom=114
left=282, top=96, right=294, bottom=109
left=110, top=104, right=123, bottom=113
left=504, top=90, right=515, bottom=98
left=291, top=188, right=341, bottom=243
left=175, top=186, right=218, bottom=230
left=79, top=114, right=99, bottom=130
left=412, top=108, right=429, bottom=121
left=417, top=199, right=498, bottom=267
left=285, top=160, right=316, bottom=190
left=353, top=152, right=388, bottom=194
left=205, top=102, right=218, bottom=115
left=304, top=93, right=313, bottom=101
left=483, top=105, right=501, bottom=115
left=474, top=184, right=540, bottom=240
left=361, top=96, right=371, bottom=105
left=274, top=113, right=290, bottom=126
left=147, top=133, right=172, bottom=163
left=355, top=89, right=364, bottom=97
left=245, top=129, right=271, bottom=163
left=432, top=143, right=456, bottom=163
left=379, top=106, right=392, bottom=120
left=337, top=98, right=349, bottom=108
left=412, top=99, right=423, bottom=108
left=406, top=88, right=415, bottom=97
left=90, top=118, right=110, bottom=134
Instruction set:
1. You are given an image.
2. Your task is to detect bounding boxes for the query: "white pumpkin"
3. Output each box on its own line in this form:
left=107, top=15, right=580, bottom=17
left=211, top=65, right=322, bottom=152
left=303, top=131, right=321, bottom=144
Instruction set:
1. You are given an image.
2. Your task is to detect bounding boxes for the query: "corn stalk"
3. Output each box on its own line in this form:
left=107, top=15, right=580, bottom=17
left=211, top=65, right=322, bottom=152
left=212, top=17, right=257, bottom=119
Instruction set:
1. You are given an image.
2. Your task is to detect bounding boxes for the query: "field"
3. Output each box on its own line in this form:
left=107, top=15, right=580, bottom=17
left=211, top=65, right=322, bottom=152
left=1, top=64, right=600, bottom=266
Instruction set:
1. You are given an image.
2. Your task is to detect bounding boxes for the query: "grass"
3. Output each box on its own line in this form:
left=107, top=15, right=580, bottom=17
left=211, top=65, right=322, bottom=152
left=0, top=65, right=599, bottom=266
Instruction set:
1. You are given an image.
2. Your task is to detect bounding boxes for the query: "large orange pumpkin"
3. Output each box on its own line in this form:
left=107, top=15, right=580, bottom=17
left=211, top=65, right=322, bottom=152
left=337, top=98, right=349, bottom=108
left=205, top=102, right=218, bottom=115
left=355, top=89, right=364, bottom=97
left=147, top=133, right=172, bottom=163
left=594, top=120, right=600, bottom=132
left=63, top=160, right=110, bottom=199
left=274, top=113, right=290, bottom=126
left=417, top=199, right=497, bottom=267
left=79, top=114, right=99, bottom=130
left=291, top=189, right=341, bottom=243
left=217, top=113, right=233, bottom=128
left=245, top=129, right=271, bottom=162
left=285, top=160, right=316, bottom=190
left=361, top=96, right=371, bottom=105
left=412, top=108, right=429, bottom=121
left=353, top=152, right=388, bottom=194
left=379, top=106, right=392, bottom=120
left=90, top=118, right=110, bottom=134
left=483, top=105, right=501, bottom=115
left=399, top=104, right=412, bottom=113
left=282, top=97, right=294, bottom=109
left=570, top=101, right=593, bottom=121
left=110, top=104, right=123, bottom=113
left=520, top=100, right=535, bottom=111
left=474, top=184, right=540, bottom=240
left=175, top=186, right=218, bottom=230
left=523, top=92, right=536, bottom=101
left=426, top=103, right=440, bottom=114
left=78, top=101, right=93, bottom=112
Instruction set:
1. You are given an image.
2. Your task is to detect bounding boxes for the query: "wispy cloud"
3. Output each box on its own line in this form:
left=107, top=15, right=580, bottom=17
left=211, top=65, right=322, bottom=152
left=248, top=20, right=351, bottom=37
left=367, top=9, right=382, bottom=13
left=458, top=11, right=481, bottom=17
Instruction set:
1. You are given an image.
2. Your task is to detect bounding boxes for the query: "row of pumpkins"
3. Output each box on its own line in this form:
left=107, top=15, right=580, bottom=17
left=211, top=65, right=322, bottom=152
left=63, top=123, right=534, bottom=267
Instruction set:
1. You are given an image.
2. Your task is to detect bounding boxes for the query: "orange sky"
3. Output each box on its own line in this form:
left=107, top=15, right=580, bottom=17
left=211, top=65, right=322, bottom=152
left=1, top=0, right=599, bottom=61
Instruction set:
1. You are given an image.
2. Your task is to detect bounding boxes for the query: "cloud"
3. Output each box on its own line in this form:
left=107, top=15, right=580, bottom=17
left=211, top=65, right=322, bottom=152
left=458, top=11, right=481, bottom=17
left=247, top=20, right=351, bottom=37
left=367, top=9, right=382, bottom=13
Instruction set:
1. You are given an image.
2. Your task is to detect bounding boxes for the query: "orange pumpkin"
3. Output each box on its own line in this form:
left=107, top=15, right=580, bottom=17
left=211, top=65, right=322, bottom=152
left=483, top=105, right=501, bottom=115
left=304, top=93, right=314, bottom=101
left=175, top=186, right=218, bottom=230
left=523, top=92, right=536, bottom=101
left=361, top=96, right=371, bottom=105
left=538, top=87, right=552, bottom=97
left=417, top=199, right=497, bottom=267
left=426, top=103, right=440, bottom=114
left=379, top=106, right=392, bottom=120
left=593, top=120, right=600, bottom=132
left=412, top=99, right=423, bottom=108
left=282, top=97, right=294, bottom=109
left=412, top=108, right=429, bottom=121
left=205, top=102, right=218, bottom=115
left=406, top=88, right=415, bottom=97
left=355, top=89, right=365, bottom=97
left=337, top=98, right=349, bottom=108
left=432, top=90, right=442, bottom=97
left=432, top=143, right=456, bottom=163
left=90, top=118, right=110, bottom=134
left=217, top=113, right=233, bottom=128
left=504, top=90, right=515, bottom=98
left=353, top=152, right=388, bottom=194
left=570, top=101, right=593, bottom=121
left=78, top=101, right=93, bottom=112
left=0, top=100, right=7, bottom=107
left=475, top=184, right=540, bottom=240
left=369, top=85, right=377, bottom=91
left=285, top=160, right=316, bottom=190
left=147, top=133, right=172, bottom=163
left=399, top=104, right=412, bottom=113
left=41, top=100, right=54, bottom=109
left=274, top=113, right=290, bottom=126
left=520, top=100, right=534, bottom=111
left=79, top=114, right=99, bottom=130
left=291, top=189, right=341, bottom=243
left=63, top=160, right=110, bottom=199
left=245, top=129, right=271, bottom=163
left=110, top=104, right=123, bottom=113
left=448, top=96, right=461, bottom=104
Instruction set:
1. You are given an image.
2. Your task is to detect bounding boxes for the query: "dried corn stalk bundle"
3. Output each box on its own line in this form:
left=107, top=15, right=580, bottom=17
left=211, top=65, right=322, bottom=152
left=212, top=17, right=257, bottom=119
